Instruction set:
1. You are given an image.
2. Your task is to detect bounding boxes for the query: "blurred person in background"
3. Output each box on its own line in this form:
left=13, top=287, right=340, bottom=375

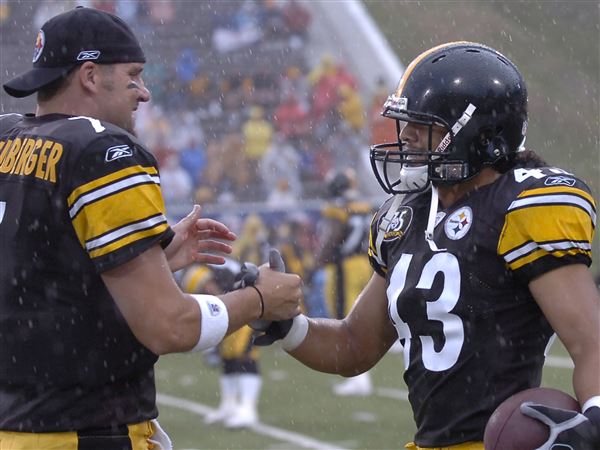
left=276, top=214, right=314, bottom=287
left=369, top=76, right=398, bottom=146
left=315, top=168, right=374, bottom=396
left=232, top=214, right=270, bottom=267
left=252, top=42, right=599, bottom=449
left=0, top=7, right=302, bottom=450
left=242, top=106, right=273, bottom=200
left=261, top=132, right=303, bottom=203
left=273, top=92, right=310, bottom=141
left=181, top=260, right=263, bottom=429
left=155, top=147, right=193, bottom=205
left=337, top=83, right=366, bottom=134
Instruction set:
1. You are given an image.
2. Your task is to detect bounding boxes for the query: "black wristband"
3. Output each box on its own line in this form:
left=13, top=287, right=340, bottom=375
left=250, top=285, right=264, bottom=319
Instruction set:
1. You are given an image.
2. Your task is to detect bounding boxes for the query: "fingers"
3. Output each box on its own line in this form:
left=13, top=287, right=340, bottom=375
left=190, top=240, right=233, bottom=265
left=520, top=402, right=582, bottom=426
left=195, top=239, right=233, bottom=255
left=195, top=218, right=237, bottom=241
left=256, top=271, right=304, bottom=321
left=268, top=248, right=285, bottom=272
left=520, top=403, right=556, bottom=426
left=187, top=204, right=202, bottom=219
left=194, top=254, right=227, bottom=265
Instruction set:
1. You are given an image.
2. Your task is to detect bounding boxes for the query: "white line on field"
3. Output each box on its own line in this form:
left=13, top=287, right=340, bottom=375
left=156, top=393, right=349, bottom=450
left=157, top=355, right=573, bottom=448
left=545, top=355, right=574, bottom=369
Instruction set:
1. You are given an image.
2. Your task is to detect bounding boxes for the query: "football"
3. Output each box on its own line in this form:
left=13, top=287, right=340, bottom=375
left=483, top=387, right=580, bottom=450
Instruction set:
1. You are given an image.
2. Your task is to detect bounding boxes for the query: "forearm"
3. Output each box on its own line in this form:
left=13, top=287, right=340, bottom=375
left=288, top=317, right=382, bottom=376
left=171, top=288, right=262, bottom=355
left=572, top=348, right=600, bottom=407
left=287, top=273, right=393, bottom=375
left=218, top=287, right=262, bottom=335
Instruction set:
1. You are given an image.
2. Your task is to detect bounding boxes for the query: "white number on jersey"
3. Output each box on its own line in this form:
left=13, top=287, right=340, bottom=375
left=514, top=167, right=573, bottom=183
left=68, top=116, right=106, bottom=133
left=387, top=252, right=464, bottom=372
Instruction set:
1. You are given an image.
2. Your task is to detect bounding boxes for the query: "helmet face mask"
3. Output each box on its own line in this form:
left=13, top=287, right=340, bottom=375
left=370, top=41, right=528, bottom=195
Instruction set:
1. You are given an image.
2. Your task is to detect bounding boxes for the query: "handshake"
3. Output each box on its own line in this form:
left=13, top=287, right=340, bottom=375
left=234, top=249, right=306, bottom=348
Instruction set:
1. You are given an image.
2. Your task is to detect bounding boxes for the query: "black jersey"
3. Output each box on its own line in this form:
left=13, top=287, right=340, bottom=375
left=368, top=166, right=596, bottom=447
left=321, top=199, right=373, bottom=262
left=0, top=113, right=174, bottom=432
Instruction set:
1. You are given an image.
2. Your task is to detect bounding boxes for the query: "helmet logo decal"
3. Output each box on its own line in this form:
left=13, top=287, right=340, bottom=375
left=32, top=30, right=45, bottom=63
left=383, top=94, right=408, bottom=114
left=436, top=103, right=477, bottom=153
left=382, top=206, right=413, bottom=241
left=444, top=206, right=473, bottom=240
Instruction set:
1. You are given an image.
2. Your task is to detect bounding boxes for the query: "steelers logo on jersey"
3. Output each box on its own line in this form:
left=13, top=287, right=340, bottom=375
left=444, top=206, right=473, bottom=240
left=383, top=206, right=413, bottom=241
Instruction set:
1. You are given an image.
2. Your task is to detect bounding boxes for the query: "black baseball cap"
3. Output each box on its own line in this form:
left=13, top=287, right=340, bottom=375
left=3, top=6, right=146, bottom=98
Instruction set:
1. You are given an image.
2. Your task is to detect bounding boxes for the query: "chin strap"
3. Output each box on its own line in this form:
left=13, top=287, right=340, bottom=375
left=425, top=185, right=446, bottom=252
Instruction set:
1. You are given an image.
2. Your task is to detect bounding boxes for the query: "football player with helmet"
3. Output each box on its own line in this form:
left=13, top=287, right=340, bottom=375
left=254, top=42, right=599, bottom=448
left=317, top=169, right=374, bottom=396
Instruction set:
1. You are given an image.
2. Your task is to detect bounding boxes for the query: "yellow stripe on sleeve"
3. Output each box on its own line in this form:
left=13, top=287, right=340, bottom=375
left=88, top=223, right=170, bottom=259
left=71, top=183, right=166, bottom=246
left=516, top=185, right=596, bottom=204
left=498, top=202, right=594, bottom=270
left=67, top=165, right=158, bottom=207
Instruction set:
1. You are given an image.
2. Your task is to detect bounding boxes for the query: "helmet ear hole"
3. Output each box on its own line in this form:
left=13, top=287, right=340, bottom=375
left=474, top=129, right=508, bottom=165
left=477, top=128, right=495, bottom=148
left=488, top=136, right=509, bottom=159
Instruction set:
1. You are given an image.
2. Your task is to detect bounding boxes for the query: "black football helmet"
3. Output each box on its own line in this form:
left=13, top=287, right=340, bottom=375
left=325, top=168, right=359, bottom=198
left=370, top=41, right=528, bottom=194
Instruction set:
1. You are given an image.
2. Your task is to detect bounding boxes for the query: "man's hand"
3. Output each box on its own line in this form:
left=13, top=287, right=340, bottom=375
left=520, top=403, right=600, bottom=450
left=165, top=205, right=236, bottom=272
left=249, top=249, right=300, bottom=346
left=253, top=319, right=294, bottom=346
left=233, top=261, right=260, bottom=289
left=234, top=248, right=302, bottom=324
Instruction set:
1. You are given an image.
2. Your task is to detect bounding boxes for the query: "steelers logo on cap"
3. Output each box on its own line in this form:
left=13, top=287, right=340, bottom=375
left=32, top=30, right=45, bottom=63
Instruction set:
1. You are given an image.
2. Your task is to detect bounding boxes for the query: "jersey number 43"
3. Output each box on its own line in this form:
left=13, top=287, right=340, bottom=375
left=387, top=253, right=464, bottom=372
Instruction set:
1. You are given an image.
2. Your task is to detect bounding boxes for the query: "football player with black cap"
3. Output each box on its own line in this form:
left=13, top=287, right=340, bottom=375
left=252, top=42, right=599, bottom=449
left=0, top=6, right=302, bottom=450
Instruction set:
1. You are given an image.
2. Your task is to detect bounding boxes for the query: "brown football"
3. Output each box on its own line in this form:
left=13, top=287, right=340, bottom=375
left=483, top=387, right=580, bottom=450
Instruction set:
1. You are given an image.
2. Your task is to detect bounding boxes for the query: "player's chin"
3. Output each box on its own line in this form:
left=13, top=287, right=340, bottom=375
left=124, top=114, right=137, bottom=135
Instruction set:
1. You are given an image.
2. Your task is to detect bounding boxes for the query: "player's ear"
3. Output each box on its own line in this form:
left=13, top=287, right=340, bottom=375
left=77, top=61, right=101, bottom=94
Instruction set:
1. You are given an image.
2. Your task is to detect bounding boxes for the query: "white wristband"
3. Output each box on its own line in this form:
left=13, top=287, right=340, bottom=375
left=188, top=294, right=229, bottom=352
left=582, top=395, right=600, bottom=413
left=281, top=314, right=309, bottom=352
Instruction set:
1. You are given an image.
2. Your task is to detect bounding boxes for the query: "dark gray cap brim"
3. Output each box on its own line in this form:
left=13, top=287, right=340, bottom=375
left=3, top=65, right=75, bottom=98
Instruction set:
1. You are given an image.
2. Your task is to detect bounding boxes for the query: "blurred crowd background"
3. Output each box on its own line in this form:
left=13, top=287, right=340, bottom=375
left=0, top=0, right=598, bottom=282
left=0, top=0, right=397, bottom=299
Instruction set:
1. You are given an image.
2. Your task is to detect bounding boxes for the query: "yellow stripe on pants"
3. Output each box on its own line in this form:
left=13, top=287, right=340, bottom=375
left=0, top=421, right=153, bottom=450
